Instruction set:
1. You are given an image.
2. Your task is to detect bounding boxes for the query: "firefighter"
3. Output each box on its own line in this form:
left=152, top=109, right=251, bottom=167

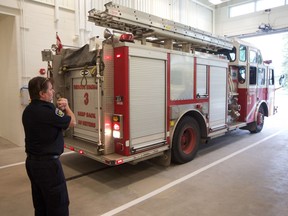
left=22, top=76, right=76, bottom=216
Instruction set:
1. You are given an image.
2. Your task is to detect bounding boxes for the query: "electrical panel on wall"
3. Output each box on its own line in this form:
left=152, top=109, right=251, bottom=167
left=20, top=86, right=30, bottom=106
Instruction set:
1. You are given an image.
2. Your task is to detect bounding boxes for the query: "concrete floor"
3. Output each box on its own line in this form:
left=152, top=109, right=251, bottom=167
left=1, top=89, right=288, bottom=216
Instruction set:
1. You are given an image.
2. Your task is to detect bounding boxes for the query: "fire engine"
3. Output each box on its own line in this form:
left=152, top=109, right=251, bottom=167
left=42, top=2, right=275, bottom=166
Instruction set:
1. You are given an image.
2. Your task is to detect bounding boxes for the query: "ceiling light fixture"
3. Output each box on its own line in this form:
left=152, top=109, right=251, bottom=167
left=209, top=0, right=230, bottom=5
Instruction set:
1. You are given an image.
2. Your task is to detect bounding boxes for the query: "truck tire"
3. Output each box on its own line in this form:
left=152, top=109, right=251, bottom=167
left=249, top=106, right=264, bottom=133
left=172, top=116, right=200, bottom=164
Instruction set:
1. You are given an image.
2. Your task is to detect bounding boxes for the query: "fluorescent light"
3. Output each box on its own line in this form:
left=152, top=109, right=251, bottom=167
left=209, top=0, right=230, bottom=5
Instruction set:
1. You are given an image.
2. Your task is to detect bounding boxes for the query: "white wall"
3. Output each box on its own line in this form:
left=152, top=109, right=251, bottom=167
left=0, top=0, right=76, bottom=146
left=89, top=0, right=214, bottom=39
left=20, top=1, right=77, bottom=80
left=0, top=13, right=24, bottom=146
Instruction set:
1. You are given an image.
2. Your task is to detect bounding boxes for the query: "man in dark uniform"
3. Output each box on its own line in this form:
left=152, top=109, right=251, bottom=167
left=22, top=76, right=76, bottom=216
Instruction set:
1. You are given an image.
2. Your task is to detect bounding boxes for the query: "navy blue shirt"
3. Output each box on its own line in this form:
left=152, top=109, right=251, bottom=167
left=22, top=100, right=71, bottom=156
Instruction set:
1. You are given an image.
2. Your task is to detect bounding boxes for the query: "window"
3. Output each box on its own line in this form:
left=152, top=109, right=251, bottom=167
left=257, top=51, right=263, bottom=64
left=249, top=50, right=257, bottom=63
left=257, top=68, right=266, bottom=85
left=229, top=2, right=255, bottom=17
left=229, top=49, right=236, bottom=62
left=256, top=0, right=285, bottom=11
left=238, top=67, right=246, bottom=84
left=229, top=0, right=287, bottom=18
left=269, top=69, right=274, bottom=85
left=249, top=67, right=257, bottom=85
left=239, top=45, right=247, bottom=62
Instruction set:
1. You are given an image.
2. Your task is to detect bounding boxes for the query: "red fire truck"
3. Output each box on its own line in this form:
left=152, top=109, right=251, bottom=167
left=43, top=2, right=275, bottom=166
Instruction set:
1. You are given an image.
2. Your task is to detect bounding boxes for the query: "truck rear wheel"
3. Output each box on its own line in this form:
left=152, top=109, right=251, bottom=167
left=249, top=106, right=264, bottom=133
left=172, top=116, right=200, bottom=164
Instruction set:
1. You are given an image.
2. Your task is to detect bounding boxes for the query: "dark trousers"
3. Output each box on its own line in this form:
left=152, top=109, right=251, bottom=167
left=25, top=158, right=69, bottom=216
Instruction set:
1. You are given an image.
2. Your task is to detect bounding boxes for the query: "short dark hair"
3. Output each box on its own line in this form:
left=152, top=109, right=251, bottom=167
left=28, top=76, right=52, bottom=100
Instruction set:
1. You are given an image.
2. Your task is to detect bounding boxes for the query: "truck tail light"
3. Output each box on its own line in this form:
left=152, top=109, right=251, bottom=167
left=116, top=159, right=124, bottom=165
left=112, top=123, right=121, bottom=138
left=113, top=122, right=120, bottom=131
left=112, top=114, right=123, bottom=139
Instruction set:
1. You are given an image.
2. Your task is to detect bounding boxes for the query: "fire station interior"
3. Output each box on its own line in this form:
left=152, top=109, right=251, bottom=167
left=1, top=0, right=288, bottom=215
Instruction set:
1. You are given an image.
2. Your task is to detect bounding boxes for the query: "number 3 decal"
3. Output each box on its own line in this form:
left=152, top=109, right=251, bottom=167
left=84, top=92, right=89, bottom=105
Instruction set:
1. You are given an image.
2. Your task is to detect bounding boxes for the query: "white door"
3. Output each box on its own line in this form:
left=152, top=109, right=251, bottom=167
left=129, top=56, right=166, bottom=149
left=209, top=66, right=227, bottom=129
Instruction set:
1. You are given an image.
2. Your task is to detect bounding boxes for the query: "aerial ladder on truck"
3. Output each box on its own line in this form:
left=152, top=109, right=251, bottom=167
left=46, top=2, right=273, bottom=166
left=88, top=2, right=233, bottom=52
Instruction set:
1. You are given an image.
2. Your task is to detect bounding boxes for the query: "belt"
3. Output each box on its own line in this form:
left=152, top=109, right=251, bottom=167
left=27, top=154, right=60, bottom=161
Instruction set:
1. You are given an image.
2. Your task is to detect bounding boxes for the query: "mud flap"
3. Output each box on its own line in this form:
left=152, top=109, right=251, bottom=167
left=151, top=149, right=171, bottom=167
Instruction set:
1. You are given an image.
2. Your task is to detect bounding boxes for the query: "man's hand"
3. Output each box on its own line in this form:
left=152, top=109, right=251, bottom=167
left=57, top=98, right=68, bottom=111
left=57, top=98, right=76, bottom=127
